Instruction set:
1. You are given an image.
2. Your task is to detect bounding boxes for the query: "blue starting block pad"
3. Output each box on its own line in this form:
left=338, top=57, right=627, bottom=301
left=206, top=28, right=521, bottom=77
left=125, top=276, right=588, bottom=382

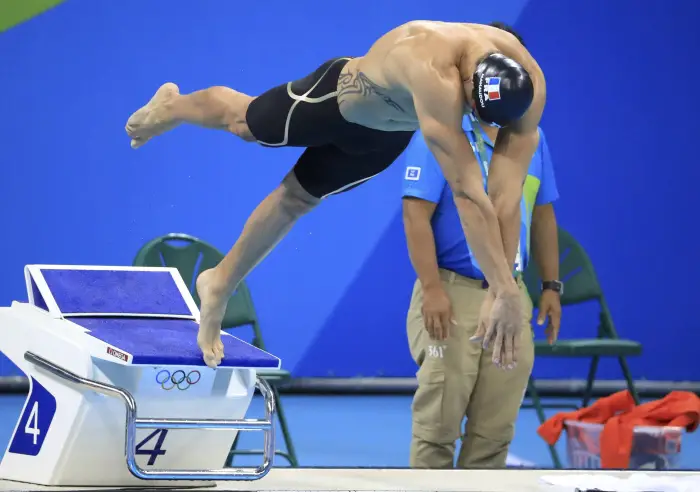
left=73, top=317, right=278, bottom=367
left=24, top=265, right=280, bottom=369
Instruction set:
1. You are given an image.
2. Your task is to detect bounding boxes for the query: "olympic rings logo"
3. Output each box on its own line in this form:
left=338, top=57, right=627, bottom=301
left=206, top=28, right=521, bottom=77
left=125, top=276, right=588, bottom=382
left=155, top=369, right=201, bottom=391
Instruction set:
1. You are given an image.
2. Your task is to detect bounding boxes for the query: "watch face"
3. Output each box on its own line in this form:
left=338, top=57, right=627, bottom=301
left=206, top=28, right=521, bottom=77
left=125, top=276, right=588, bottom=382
left=544, top=281, right=563, bottom=294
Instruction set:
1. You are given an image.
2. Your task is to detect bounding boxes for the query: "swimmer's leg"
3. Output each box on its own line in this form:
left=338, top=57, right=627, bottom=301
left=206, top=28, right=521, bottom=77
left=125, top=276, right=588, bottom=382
left=126, top=83, right=255, bottom=149
left=195, top=171, right=319, bottom=368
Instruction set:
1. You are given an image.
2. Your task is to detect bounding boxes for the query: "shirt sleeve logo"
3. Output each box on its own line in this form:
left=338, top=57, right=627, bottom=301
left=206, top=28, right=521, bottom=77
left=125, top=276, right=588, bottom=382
left=405, top=166, right=421, bottom=181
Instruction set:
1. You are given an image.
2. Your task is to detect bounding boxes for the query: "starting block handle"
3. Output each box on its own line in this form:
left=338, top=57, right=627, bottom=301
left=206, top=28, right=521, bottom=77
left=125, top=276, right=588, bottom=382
left=24, top=352, right=276, bottom=481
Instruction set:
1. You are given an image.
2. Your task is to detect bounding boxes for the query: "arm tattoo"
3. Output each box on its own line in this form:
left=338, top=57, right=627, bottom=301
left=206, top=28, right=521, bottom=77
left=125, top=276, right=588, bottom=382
left=337, top=71, right=406, bottom=113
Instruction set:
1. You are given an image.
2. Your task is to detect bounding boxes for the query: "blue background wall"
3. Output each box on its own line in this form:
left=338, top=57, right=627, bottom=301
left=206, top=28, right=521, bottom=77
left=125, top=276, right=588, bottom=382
left=1, top=0, right=698, bottom=382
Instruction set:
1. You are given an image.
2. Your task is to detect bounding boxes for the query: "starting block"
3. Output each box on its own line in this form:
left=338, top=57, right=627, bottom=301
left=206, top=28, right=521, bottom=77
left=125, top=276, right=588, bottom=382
left=0, top=265, right=282, bottom=487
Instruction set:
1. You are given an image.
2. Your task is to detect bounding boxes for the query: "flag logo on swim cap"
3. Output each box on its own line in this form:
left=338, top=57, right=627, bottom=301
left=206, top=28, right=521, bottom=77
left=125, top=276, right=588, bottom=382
left=484, top=77, right=502, bottom=101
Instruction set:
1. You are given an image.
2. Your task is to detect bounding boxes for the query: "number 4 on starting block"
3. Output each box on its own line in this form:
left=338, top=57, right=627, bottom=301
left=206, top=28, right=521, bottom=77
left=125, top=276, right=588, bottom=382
left=0, top=265, right=282, bottom=487
left=9, top=380, right=56, bottom=456
left=136, top=429, right=169, bottom=465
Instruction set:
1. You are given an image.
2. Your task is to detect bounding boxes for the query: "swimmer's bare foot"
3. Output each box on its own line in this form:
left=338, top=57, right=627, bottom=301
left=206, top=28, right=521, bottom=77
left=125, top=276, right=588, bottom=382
left=125, top=82, right=181, bottom=149
left=196, top=268, right=228, bottom=368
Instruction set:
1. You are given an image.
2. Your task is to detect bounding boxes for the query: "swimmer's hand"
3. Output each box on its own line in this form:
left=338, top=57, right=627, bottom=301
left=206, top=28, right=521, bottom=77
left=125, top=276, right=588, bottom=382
left=422, top=285, right=456, bottom=341
left=471, top=289, right=522, bottom=369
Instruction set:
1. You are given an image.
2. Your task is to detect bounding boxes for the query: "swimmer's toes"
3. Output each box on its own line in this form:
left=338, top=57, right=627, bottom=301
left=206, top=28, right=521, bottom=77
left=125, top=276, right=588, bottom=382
left=125, top=115, right=146, bottom=137
left=131, top=137, right=147, bottom=149
left=201, top=348, right=218, bottom=368
left=210, top=353, right=223, bottom=368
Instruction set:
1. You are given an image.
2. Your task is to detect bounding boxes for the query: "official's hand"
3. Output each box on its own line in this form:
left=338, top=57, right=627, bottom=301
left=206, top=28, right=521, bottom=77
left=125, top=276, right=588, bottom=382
left=422, top=285, right=455, bottom=341
left=471, top=290, right=495, bottom=344
left=538, top=289, right=562, bottom=345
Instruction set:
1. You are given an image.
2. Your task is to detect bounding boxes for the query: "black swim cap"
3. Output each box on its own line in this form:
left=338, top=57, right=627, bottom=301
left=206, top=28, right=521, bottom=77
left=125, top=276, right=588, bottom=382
left=471, top=53, right=534, bottom=128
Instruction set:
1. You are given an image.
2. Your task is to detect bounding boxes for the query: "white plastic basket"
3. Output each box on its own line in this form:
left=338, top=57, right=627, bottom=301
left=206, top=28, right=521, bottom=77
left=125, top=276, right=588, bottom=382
left=564, top=420, right=683, bottom=470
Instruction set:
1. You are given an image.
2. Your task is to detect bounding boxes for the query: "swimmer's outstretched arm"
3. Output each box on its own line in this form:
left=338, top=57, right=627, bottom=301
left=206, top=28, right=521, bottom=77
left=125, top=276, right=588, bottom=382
left=486, top=80, right=546, bottom=280
left=409, top=67, right=516, bottom=296
left=410, top=63, right=526, bottom=369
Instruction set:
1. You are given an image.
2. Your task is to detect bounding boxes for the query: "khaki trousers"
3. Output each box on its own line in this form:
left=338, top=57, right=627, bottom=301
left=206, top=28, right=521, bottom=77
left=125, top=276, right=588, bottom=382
left=407, top=269, right=535, bottom=469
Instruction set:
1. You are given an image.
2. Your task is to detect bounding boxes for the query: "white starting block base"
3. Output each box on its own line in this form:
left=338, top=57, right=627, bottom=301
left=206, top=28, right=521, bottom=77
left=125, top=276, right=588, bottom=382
left=0, top=265, right=282, bottom=487
left=0, top=468, right=698, bottom=492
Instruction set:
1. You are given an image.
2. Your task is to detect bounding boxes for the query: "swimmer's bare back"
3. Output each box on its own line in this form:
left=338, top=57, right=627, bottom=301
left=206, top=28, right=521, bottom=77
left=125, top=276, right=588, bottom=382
left=336, top=21, right=545, bottom=132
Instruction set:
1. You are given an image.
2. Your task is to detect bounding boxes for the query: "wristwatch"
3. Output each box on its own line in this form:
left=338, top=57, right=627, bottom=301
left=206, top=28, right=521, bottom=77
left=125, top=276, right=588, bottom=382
left=542, top=280, right=564, bottom=295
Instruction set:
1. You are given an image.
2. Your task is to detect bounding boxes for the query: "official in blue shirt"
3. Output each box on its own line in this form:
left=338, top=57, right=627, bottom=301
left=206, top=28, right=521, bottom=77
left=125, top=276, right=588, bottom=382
left=402, top=110, right=561, bottom=469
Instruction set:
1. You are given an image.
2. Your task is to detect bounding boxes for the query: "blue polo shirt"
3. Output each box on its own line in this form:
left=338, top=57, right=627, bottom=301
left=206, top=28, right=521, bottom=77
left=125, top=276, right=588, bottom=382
left=402, top=115, right=559, bottom=280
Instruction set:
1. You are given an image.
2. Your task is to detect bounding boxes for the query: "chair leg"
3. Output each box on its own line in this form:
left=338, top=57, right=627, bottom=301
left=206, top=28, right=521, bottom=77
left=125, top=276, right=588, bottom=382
left=582, top=356, right=600, bottom=408
left=273, top=386, right=299, bottom=467
left=617, top=356, right=641, bottom=405
left=527, top=377, right=562, bottom=469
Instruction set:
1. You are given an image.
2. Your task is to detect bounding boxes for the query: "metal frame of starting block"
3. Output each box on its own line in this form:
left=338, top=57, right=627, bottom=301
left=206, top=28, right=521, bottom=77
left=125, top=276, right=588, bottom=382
left=0, top=265, right=283, bottom=487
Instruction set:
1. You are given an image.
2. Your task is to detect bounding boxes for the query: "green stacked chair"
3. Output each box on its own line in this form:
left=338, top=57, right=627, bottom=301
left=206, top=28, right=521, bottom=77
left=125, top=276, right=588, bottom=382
left=522, top=226, right=642, bottom=468
left=133, top=233, right=299, bottom=467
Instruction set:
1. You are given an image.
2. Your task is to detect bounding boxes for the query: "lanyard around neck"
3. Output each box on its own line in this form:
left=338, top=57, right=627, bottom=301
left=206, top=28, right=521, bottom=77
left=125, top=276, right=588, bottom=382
left=469, top=114, right=490, bottom=174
